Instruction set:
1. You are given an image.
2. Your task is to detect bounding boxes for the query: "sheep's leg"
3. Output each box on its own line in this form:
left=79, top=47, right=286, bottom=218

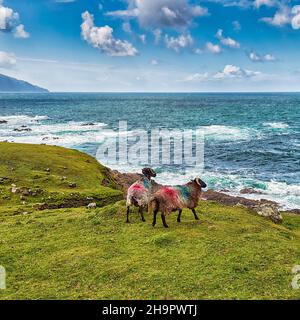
left=192, top=208, right=199, bottom=220
left=152, top=209, right=158, bottom=227
left=126, top=206, right=130, bottom=223
left=161, top=213, right=169, bottom=228
left=139, top=207, right=146, bottom=222
left=177, top=210, right=182, bottom=223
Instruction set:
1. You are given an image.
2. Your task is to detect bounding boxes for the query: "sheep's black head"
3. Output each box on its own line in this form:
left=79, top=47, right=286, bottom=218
left=142, top=167, right=157, bottom=179
left=194, top=178, right=207, bottom=189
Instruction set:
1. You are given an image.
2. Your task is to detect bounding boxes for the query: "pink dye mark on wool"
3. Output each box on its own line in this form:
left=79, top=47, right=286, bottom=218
left=128, top=183, right=147, bottom=198
left=161, top=187, right=178, bottom=200
left=159, top=186, right=183, bottom=209
left=131, top=184, right=145, bottom=191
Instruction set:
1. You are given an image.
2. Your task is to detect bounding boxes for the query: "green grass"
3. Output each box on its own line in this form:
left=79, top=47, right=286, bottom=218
left=1, top=142, right=300, bottom=300
left=0, top=142, right=123, bottom=209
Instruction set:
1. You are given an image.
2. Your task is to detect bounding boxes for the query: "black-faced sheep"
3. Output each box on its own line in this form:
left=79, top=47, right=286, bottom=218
left=149, top=178, right=207, bottom=228
left=126, top=167, right=156, bottom=223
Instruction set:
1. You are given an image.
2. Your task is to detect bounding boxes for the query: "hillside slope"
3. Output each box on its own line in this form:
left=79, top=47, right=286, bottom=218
left=0, top=74, right=48, bottom=93
left=0, top=142, right=300, bottom=300
left=0, top=142, right=123, bottom=209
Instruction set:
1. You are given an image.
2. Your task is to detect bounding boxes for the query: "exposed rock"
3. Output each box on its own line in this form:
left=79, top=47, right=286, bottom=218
left=203, top=190, right=283, bottom=223
left=87, top=202, right=97, bottom=209
left=11, top=184, right=19, bottom=193
left=108, top=168, right=287, bottom=224
left=240, top=188, right=264, bottom=195
left=101, top=178, right=110, bottom=187
left=20, top=187, right=31, bottom=196
left=69, top=182, right=77, bottom=188
left=285, top=209, right=300, bottom=215
left=0, top=120, right=7, bottom=124
left=81, top=122, right=95, bottom=126
left=254, top=204, right=283, bottom=224
left=0, top=177, right=11, bottom=184
left=106, top=168, right=141, bottom=191
left=45, top=168, right=50, bottom=172
left=202, top=189, right=277, bottom=208
left=13, top=127, right=32, bottom=132
left=220, top=189, right=230, bottom=193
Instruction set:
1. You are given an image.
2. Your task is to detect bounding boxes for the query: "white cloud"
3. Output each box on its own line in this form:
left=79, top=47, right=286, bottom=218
left=214, top=64, right=261, bottom=79
left=139, top=34, right=146, bottom=44
left=0, top=2, right=29, bottom=39
left=216, top=29, right=240, bottom=48
left=232, top=20, right=241, bottom=31
left=164, top=33, right=193, bottom=52
left=206, top=42, right=221, bottom=54
left=13, top=24, right=29, bottom=38
left=249, top=51, right=276, bottom=62
left=259, top=3, right=300, bottom=29
left=254, top=0, right=275, bottom=8
left=150, top=59, right=158, bottom=65
left=211, top=0, right=252, bottom=8
left=261, top=6, right=290, bottom=27
left=0, top=51, right=16, bottom=68
left=291, top=5, right=300, bottom=30
left=0, top=3, right=19, bottom=30
left=106, top=8, right=139, bottom=18
left=181, top=64, right=263, bottom=83
left=122, top=22, right=132, bottom=33
left=106, top=0, right=208, bottom=29
left=153, top=29, right=162, bottom=44
left=183, top=72, right=209, bottom=82
left=81, top=11, right=138, bottom=57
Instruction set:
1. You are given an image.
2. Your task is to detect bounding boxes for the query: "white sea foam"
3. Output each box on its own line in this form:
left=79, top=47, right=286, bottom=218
left=0, top=117, right=144, bottom=147
left=201, top=125, right=252, bottom=141
left=0, top=115, right=49, bottom=125
left=263, top=122, right=289, bottom=129
left=1, top=114, right=298, bottom=209
left=107, top=164, right=300, bottom=209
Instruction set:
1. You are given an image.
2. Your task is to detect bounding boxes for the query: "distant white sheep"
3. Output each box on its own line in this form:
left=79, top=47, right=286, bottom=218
left=87, top=202, right=97, bottom=209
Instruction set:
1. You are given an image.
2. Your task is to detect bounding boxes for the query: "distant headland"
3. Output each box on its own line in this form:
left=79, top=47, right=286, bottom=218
left=0, top=73, right=48, bottom=93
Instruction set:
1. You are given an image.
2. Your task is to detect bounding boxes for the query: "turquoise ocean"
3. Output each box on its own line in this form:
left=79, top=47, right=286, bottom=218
left=0, top=93, right=299, bottom=209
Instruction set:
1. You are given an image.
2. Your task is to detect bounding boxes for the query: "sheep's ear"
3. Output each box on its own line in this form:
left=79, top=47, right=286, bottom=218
left=142, top=167, right=156, bottom=177
left=195, top=178, right=207, bottom=188
left=195, top=178, right=201, bottom=186
left=150, top=168, right=156, bottom=177
left=142, top=168, right=149, bottom=176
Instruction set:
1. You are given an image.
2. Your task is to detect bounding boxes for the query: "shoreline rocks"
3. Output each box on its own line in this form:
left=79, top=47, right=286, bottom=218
left=240, top=188, right=264, bottom=195
left=106, top=169, right=299, bottom=223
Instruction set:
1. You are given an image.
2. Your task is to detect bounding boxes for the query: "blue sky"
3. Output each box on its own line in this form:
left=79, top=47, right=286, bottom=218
left=1, top=0, right=300, bottom=91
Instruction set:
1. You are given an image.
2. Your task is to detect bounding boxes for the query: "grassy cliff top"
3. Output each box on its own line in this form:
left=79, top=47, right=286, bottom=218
left=0, top=142, right=300, bottom=300
left=0, top=142, right=122, bottom=209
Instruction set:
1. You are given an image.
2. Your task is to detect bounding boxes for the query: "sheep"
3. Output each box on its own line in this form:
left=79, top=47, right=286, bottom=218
left=126, top=167, right=157, bottom=223
left=149, top=178, right=207, bottom=228
left=87, top=202, right=97, bottom=209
